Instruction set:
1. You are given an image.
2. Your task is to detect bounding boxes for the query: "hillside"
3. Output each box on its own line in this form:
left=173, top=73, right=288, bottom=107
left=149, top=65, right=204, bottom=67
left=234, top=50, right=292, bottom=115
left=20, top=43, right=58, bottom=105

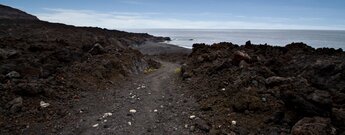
left=0, top=4, right=169, bottom=134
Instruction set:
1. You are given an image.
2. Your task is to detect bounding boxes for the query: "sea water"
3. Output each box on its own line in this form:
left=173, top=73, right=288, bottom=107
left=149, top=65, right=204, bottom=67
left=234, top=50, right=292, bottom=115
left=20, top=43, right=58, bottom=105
left=127, top=29, right=345, bottom=49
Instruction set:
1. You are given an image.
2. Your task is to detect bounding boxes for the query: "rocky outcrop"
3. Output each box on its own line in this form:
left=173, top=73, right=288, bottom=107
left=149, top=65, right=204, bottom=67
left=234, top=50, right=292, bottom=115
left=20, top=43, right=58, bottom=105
left=182, top=42, right=345, bottom=134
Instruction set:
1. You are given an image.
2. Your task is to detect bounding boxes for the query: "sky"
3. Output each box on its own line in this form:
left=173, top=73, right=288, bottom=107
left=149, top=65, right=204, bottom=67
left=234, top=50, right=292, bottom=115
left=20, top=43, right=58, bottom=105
left=1, top=0, right=345, bottom=30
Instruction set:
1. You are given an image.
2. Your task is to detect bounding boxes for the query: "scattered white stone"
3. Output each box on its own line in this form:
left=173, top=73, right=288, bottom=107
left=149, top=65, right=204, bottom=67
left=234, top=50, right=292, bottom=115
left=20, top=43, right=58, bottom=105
left=184, top=124, right=188, bottom=128
left=102, top=112, right=113, bottom=118
left=137, top=87, right=141, bottom=90
left=104, top=119, right=107, bottom=122
left=129, top=109, right=137, bottom=113
left=262, top=97, right=267, bottom=102
left=189, top=115, right=196, bottom=119
left=128, top=122, right=132, bottom=126
left=40, top=101, right=50, bottom=108
left=153, top=109, right=158, bottom=113
left=221, top=88, right=226, bottom=91
left=231, top=120, right=237, bottom=125
left=92, top=123, right=99, bottom=127
left=160, top=105, right=164, bottom=108
left=148, top=92, right=151, bottom=95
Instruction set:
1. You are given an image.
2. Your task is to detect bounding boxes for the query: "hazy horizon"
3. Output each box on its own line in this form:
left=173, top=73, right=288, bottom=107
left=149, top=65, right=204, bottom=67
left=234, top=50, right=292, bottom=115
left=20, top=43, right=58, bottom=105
left=1, top=0, right=345, bottom=30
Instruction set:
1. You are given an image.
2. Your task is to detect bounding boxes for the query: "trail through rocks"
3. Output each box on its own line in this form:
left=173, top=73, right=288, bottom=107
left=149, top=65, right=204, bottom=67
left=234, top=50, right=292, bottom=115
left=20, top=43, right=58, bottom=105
left=59, top=61, right=199, bottom=135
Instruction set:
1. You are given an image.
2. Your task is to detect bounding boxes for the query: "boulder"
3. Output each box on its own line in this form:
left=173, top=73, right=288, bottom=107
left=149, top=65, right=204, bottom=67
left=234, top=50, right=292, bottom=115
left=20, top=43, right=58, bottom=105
left=233, top=51, right=251, bottom=65
left=245, top=40, right=252, bottom=46
left=291, top=117, right=336, bottom=135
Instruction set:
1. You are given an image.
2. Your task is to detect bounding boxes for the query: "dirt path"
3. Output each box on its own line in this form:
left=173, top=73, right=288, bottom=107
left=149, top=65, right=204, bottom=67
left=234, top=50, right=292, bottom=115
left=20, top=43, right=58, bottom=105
left=58, top=61, right=199, bottom=135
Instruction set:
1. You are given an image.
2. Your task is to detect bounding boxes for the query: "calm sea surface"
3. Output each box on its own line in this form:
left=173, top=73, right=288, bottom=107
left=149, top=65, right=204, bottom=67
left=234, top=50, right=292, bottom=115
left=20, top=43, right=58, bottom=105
left=126, top=29, right=345, bottom=49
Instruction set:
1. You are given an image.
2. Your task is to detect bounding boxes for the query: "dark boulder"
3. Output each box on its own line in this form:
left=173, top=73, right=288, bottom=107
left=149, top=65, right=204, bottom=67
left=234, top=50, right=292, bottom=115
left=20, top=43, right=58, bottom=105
left=291, top=117, right=336, bottom=135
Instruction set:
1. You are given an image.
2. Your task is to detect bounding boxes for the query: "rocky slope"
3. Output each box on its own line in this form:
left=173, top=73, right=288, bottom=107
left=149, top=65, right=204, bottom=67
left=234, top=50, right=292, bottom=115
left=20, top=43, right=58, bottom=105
left=0, top=4, right=38, bottom=20
left=181, top=42, right=345, bottom=134
left=0, top=4, right=168, bottom=134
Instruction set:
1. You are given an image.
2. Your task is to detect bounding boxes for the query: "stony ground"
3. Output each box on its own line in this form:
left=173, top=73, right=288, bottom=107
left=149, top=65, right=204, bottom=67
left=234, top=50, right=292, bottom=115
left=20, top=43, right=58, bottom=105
left=46, top=61, right=202, bottom=135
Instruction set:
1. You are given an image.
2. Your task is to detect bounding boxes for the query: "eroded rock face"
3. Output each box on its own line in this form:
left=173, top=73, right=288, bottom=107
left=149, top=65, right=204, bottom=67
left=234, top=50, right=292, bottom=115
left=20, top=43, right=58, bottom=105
left=182, top=42, right=345, bottom=134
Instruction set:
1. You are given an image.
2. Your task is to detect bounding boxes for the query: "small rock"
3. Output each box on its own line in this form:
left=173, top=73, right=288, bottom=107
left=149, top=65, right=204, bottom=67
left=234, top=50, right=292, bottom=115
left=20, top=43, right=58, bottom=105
left=190, top=125, right=195, bottom=132
left=40, top=101, right=50, bottom=108
left=233, top=51, right=251, bottom=64
left=102, top=112, right=113, bottom=118
left=245, top=40, right=252, bottom=46
left=129, top=109, right=137, bottom=113
left=92, top=123, right=99, bottom=128
left=221, top=88, right=226, bottom=91
left=6, top=71, right=21, bottom=78
left=262, top=97, right=267, bottom=102
left=88, top=43, right=105, bottom=55
left=231, top=120, right=237, bottom=125
left=153, top=109, right=158, bottom=113
left=189, top=115, right=196, bottom=119
left=128, top=122, right=132, bottom=126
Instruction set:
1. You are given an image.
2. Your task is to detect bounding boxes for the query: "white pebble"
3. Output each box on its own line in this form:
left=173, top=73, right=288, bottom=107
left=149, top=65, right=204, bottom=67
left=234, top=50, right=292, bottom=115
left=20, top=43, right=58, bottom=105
left=128, top=122, right=132, bottom=126
left=103, top=112, right=113, bottom=118
left=221, top=88, right=226, bottom=91
left=262, top=97, right=267, bottom=102
left=129, top=109, right=137, bottom=113
left=92, top=123, right=99, bottom=127
left=153, top=109, right=158, bottom=112
left=231, top=120, right=237, bottom=125
left=40, top=101, right=50, bottom=108
left=189, top=115, right=196, bottom=119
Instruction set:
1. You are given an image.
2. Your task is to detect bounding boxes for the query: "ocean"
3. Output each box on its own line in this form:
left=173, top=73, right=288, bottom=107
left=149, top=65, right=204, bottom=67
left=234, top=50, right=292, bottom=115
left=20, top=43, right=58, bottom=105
left=126, top=29, right=345, bottom=49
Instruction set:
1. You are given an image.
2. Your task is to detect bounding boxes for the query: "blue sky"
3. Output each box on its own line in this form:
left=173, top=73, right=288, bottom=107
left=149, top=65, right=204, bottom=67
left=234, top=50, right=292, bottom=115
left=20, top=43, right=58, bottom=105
left=1, top=0, right=345, bottom=30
